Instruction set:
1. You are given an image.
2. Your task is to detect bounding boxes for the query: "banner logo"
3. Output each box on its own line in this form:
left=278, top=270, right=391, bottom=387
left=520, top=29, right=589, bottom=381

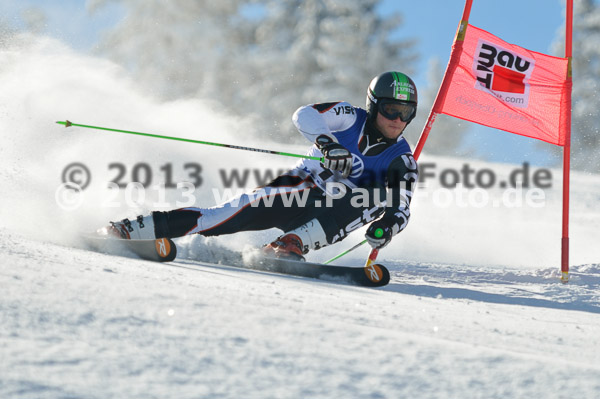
left=390, top=80, right=414, bottom=101
left=473, top=40, right=535, bottom=108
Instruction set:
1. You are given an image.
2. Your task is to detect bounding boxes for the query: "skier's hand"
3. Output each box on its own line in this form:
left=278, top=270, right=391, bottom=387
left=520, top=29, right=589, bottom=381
left=315, top=135, right=353, bottom=178
left=365, top=220, right=394, bottom=249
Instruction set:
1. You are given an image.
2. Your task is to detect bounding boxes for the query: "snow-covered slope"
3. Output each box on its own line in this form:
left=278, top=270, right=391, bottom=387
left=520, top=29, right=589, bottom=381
left=2, top=34, right=600, bottom=398
left=2, top=229, right=600, bottom=398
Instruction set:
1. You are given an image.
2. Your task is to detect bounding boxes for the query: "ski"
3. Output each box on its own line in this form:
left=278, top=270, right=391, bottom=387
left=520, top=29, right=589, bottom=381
left=82, top=236, right=389, bottom=287
left=83, top=235, right=177, bottom=262
left=253, top=256, right=391, bottom=287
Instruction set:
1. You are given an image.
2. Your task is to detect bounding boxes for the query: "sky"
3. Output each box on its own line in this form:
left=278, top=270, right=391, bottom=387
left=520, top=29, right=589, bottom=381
left=0, top=0, right=570, bottom=166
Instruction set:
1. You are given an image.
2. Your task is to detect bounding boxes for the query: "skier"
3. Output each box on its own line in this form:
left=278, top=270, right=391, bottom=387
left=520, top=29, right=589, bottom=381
left=103, top=71, right=419, bottom=260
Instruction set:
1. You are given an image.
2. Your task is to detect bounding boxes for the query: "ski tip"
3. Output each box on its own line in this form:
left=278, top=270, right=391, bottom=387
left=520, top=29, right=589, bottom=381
left=154, top=238, right=177, bottom=262
left=363, top=263, right=390, bottom=287
left=82, top=234, right=177, bottom=263
left=56, top=120, right=72, bottom=127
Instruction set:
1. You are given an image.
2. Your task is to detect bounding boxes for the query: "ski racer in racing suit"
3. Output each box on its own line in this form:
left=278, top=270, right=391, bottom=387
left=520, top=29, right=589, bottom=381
left=104, top=71, right=419, bottom=261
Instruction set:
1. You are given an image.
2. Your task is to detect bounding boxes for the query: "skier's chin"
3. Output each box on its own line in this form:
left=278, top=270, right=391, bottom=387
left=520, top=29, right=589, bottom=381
left=382, top=126, right=404, bottom=140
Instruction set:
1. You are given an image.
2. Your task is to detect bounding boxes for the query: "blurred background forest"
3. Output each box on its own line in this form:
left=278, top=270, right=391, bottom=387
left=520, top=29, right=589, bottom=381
left=1, top=0, right=598, bottom=173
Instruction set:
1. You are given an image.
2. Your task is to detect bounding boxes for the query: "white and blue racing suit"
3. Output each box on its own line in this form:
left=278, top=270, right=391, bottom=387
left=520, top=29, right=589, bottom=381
left=150, top=101, right=418, bottom=252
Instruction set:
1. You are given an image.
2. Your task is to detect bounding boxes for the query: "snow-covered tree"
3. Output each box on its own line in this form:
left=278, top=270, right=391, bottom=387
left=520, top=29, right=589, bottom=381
left=245, top=0, right=417, bottom=138
left=0, top=13, right=19, bottom=48
left=88, top=0, right=255, bottom=100
left=21, top=7, right=47, bottom=35
left=547, top=0, right=600, bottom=173
left=90, top=0, right=417, bottom=140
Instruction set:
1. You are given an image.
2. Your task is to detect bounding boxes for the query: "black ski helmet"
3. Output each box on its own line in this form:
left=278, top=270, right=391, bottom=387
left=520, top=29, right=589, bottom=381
left=366, top=71, right=418, bottom=124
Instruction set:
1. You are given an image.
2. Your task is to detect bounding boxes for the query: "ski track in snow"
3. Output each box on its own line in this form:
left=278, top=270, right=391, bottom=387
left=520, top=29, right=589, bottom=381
left=2, top=229, right=600, bottom=399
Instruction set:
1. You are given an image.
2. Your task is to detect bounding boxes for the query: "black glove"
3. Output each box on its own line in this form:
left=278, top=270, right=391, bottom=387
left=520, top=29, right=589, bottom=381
left=365, top=219, right=394, bottom=249
left=315, top=135, right=353, bottom=178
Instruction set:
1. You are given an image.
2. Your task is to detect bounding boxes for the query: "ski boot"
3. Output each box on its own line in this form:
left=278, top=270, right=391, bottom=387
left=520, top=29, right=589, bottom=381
left=99, top=215, right=157, bottom=240
left=263, top=233, right=306, bottom=261
left=99, top=209, right=203, bottom=240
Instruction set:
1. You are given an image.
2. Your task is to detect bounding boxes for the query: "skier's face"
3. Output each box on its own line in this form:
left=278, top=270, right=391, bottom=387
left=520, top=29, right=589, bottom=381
left=375, top=112, right=408, bottom=140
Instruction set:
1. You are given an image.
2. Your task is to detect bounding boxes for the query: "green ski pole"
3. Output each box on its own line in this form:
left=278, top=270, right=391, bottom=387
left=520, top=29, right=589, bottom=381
left=56, top=120, right=324, bottom=162
left=324, top=228, right=384, bottom=265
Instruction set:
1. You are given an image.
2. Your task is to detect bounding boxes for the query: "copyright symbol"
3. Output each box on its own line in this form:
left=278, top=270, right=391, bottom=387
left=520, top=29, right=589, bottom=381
left=62, top=162, right=91, bottom=190
left=55, top=182, right=85, bottom=211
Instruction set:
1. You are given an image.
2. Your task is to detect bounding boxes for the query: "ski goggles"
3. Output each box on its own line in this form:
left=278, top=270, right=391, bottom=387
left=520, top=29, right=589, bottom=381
left=378, top=99, right=416, bottom=122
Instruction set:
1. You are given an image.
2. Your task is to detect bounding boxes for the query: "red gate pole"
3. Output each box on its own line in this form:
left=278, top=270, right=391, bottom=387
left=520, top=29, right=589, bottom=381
left=561, top=0, right=573, bottom=283
left=413, top=0, right=473, bottom=161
